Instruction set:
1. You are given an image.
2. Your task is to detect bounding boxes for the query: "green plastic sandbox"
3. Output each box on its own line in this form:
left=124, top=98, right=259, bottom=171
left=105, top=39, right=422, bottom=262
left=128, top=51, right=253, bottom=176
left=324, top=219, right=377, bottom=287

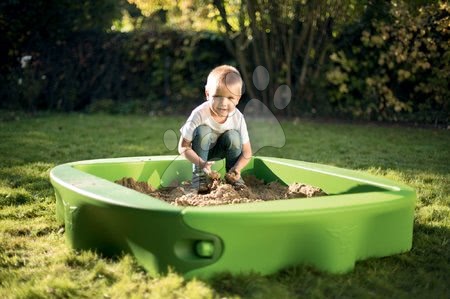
left=50, top=155, right=415, bottom=278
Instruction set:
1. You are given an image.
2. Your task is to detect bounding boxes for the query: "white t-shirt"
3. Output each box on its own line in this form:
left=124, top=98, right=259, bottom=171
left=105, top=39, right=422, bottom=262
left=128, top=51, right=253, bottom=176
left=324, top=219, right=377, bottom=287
left=180, top=101, right=250, bottom=144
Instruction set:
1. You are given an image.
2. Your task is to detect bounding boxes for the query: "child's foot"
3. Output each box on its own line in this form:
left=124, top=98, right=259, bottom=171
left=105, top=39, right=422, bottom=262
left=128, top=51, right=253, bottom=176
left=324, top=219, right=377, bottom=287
left=192, top=169, right=209, bottom=194
left=225, top=169, right=246, bottom=188
left=232, top=177, right=246, bottom=189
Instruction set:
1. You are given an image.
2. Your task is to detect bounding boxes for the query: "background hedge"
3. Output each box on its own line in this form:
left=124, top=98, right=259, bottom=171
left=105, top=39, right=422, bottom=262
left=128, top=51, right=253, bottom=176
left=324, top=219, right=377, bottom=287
left=0, top=28, right=230, bottom=114
left=0, top=0, right=448, bottom=125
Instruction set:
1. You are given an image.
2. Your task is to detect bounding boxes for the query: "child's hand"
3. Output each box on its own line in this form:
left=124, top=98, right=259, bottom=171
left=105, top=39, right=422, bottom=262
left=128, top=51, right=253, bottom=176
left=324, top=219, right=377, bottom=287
left=225, top=167, right=241, bottom=184
left=201, top=161, right=215, bottom=175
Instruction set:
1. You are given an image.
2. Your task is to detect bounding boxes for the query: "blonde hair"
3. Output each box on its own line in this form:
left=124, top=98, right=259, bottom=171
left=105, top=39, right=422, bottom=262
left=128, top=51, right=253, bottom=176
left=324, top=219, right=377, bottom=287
left=205, top=65, right=244, bottom=96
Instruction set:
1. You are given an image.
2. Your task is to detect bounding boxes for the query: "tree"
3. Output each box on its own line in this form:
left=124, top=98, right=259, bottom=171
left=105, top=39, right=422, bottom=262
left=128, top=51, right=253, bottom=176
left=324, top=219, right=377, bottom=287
left=211, top=0, right=366, bottom=115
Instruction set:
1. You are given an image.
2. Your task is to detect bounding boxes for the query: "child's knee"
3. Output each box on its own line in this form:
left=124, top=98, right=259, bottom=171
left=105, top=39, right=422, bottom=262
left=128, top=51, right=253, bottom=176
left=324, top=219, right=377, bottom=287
left=194, top=125, right=213, bottom=137
left=193, top=125, right=214, bottom=151
left=224, top=130, right=242, bottom=150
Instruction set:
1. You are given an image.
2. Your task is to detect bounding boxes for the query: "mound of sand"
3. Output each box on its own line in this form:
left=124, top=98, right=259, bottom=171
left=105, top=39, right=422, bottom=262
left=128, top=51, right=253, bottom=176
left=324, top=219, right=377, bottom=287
left=115, top=175, right=326, bottom=207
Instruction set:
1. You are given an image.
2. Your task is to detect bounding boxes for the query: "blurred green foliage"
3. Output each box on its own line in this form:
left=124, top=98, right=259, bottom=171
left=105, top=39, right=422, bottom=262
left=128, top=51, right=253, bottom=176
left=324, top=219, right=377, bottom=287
left=0, top=28, right=230, bottom=113
left=0, top=0, right=126, bottom=65
left=0, top=0, right=447, bottom=125
left=326, top=1, right=449, bottom=124
left=0, top=0, right=230, bottom=113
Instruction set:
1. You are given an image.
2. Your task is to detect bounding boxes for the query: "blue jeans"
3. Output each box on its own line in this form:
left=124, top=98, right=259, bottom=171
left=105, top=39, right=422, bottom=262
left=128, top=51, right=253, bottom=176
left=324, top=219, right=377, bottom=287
left=191, top=125, right=242, bottom=171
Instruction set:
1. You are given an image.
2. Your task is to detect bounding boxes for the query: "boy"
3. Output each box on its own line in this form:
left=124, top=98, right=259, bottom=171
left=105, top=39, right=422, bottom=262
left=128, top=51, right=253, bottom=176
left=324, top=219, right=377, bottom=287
left=178, top=65, right=252, bottom=193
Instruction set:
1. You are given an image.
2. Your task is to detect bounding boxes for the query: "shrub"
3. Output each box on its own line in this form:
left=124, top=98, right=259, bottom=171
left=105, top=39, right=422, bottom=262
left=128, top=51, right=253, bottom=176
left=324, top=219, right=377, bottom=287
left=326, top=1, right=449, bottom=125
left=0, top=29, right=231, bottom=113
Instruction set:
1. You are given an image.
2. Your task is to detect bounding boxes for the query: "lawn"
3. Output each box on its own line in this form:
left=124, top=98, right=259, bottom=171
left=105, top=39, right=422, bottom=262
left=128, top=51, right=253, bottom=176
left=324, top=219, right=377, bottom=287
left=0, top=112, right=448, bottom=298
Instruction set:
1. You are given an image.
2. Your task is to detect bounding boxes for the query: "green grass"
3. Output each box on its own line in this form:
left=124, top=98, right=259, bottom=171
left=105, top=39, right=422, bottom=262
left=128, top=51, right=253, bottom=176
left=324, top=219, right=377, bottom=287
left=0, top=112, right=448, bottom=298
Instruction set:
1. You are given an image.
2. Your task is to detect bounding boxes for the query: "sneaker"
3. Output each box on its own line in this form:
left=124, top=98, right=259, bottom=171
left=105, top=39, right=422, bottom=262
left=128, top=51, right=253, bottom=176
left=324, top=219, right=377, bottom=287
left=232, top=177, right=246, bottom=189
left=225, top=169, right=246, bottom=188
left=192, top=168, right=209, bottom=194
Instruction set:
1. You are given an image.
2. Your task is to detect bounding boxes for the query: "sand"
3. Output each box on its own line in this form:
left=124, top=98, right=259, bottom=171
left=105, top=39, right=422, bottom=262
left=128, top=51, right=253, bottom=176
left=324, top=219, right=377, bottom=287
left=115, top=175, right=326, bottom=207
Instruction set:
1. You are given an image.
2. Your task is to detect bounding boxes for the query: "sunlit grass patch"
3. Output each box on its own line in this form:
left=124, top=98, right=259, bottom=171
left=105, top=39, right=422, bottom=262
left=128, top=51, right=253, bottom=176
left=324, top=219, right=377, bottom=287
left=0, top=162, right=54, bottom=207
left=0, top=187, right=34, bottom=206
left=416, top=205, right=450, bottom=226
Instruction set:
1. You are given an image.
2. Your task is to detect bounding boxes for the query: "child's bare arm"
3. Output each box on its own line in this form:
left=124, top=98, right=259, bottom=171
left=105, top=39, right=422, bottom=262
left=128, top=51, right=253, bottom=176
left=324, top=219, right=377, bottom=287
left=230, top=142, right=252, bottom=174
left=178, top=137, right=214, bottom=173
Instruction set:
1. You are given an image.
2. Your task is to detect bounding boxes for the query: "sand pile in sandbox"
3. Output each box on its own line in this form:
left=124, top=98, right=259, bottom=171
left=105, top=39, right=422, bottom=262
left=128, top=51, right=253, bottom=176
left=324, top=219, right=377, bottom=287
left=115, top=175, right=327, bottom=207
